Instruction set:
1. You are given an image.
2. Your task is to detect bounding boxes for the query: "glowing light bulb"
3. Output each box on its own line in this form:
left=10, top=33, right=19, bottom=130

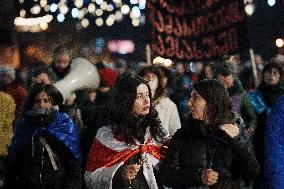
left=71, top=8, right=79, bottom=18
left=50, top=3, right=58, bottom=12
left=20, top=9, right=26, bottom=17
left=81, top=18, right=89, bottom=28
left=95, top=17, right=103, bottom=26
left=244, top=4, right=255, bottom=16
left=267, top=0, right=276, bottom=6
left=121, top=5, right=130, bottom=14
left=57, top=13, right=65, bottom=22
left=276, top=39, right=284, bottom=48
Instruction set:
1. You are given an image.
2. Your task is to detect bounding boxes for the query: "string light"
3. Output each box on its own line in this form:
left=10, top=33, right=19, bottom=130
left=115, top=10, right=123, bottom=21
left=132, top=18, right=139, bottom=27
left=40, top=0, right=47, bottom=7
left=75, top=0, right=84, bottom=8
left=71, top=8, right=79, bottom=18
left=100, top=1, right=108, bottom=10
left=113, top=0, right=121, bottom=3
left=14, top=14, right=53, bottom=32
left=95, top=9, right=103, bottom=16
left=44, top=5, right=50, bottom=12
left=81, top=18, right=90, bottom=28
left=30, top=5, right=41, bottom=14
left=82, top=7, right=88, bottom=15
left=121, top=5, right=130, bottom=14
left=50, top=3, right=58, bottom=12
left=20, top=9, right=26, bottom=17
left=59, top=5, right=69, bottom=15
left=139, top=0, right=146, bottom=9
left=130, top=0, right=139, bottom=4
left=96, top=0, right=103, bottom=5
left=78, top=10, right=85, bottom=19
left=267, top=0, right=276, bottom=6
left=130, top=6, right=141, bottom=18
left=39, top=22, right=48, bottom=30
left=57, top=13, right=65, bottom=22
left=88, top=3, right=96, bottom=13
left=16, top=0, right=145, bottom=29
left=245, top=3, right=255, bottom=16
left=106, top=15, right=115, bottom=26
left=95, top=17, right=104, bottom=26
left=107, top=4, right=114, bottom=11
left=276, top=39, right=284, bottom=48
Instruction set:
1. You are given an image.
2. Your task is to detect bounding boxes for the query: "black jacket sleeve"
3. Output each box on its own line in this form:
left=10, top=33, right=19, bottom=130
left=46, top=134, right=83, bottom=189
left=230, top=132, right=260, bottom=181
left=159, top=136, right=203, bottom=188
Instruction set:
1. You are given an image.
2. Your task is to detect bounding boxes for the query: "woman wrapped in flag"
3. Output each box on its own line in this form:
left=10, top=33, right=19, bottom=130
left=85, top=73, right=170, bottom=189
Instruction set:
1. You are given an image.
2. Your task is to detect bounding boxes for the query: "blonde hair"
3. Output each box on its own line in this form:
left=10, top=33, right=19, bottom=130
left=0, top=92, right=16, bottom=156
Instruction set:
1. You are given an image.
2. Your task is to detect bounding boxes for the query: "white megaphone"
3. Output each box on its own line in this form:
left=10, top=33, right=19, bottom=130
left=54, top=57, right=100, bottom=100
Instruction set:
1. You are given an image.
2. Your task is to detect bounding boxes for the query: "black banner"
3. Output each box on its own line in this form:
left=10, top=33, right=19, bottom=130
left=146, top=0, right=249, bottom=62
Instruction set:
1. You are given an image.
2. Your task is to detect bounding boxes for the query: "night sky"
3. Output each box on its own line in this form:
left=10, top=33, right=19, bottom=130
left=247, top=0, right=284, bottom=60
left=2, top=0, right=284, bottom=62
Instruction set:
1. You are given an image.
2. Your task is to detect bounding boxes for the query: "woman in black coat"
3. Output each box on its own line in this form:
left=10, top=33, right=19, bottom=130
left=159, top=80, right=259, bottom=189
left=5, top=83, right=82, bottom=189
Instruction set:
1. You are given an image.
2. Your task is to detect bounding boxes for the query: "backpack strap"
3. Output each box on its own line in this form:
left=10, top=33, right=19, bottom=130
left=38, top=137, right=58, bottom=171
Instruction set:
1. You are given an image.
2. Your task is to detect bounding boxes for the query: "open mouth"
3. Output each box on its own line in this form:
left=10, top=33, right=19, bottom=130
left=143, top=106, right=150, bottom=111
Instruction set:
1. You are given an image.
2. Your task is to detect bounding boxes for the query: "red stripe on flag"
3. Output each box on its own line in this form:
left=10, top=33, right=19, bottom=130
left=86, top=139, right=139, bottom=172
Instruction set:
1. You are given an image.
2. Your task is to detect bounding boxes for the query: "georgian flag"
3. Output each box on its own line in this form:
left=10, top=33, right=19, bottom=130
left=85, top=126, right=169, bottom=189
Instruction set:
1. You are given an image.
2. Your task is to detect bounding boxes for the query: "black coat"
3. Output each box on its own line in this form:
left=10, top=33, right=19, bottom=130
left=5, top=133, right=82, bottom=189
left=80, top=104, right=109, bottom=169
left=111, top=141, right=164, bottom=189
left=159, top=118, right=259, bottom=189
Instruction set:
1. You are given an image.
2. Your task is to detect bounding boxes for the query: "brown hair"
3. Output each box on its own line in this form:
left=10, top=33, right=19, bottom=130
left=193, top=79, right=233, bottom=125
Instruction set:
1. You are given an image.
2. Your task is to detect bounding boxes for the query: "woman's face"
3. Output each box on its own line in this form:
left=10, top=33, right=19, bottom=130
left=143, top=72, right=158, bottom=95
left=33, top=92, right=52, bottom=110
left=132, top=84, right=151, bottom=116
left=35, top=73, right=51, bottom=84
left=264, top=68, right=280, bottom=86
left=188, top=90, right=207, bottom=121
left=218, top=74, right=234, bottom=89
left=204, top=66, right=213, bottom=79
left=55, top=53, right=70, bottom=71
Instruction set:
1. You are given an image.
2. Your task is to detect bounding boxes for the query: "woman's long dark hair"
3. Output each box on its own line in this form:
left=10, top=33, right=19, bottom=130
left=193, top=79, right=233, bottom=125
left=108, top=72, right=163, bottom=144
left=23, top=83, right=63, bottom=112
left=262, top=60, right=283, bottom=83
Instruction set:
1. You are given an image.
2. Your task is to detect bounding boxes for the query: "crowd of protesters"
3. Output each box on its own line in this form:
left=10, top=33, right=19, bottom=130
left=0, top=46, right=284, bottom=189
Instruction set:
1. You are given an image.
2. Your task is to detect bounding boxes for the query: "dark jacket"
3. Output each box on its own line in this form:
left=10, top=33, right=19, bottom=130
left=112, top=154, right=163, bottom=189
left=5, top=133, right=82, bottom=189
left=80, top=104, right=109, bottom=169
left=159, top=117, right=259, bottom=189
left=5, top=111, right=82, bottom=189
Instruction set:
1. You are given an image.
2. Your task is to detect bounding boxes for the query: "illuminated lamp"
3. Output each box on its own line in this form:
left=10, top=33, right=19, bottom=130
left=244, top=3, right=255, bottom=16
left=267, top=0, right=276, bottom=6
left=276, top=39, right=284, bottom=48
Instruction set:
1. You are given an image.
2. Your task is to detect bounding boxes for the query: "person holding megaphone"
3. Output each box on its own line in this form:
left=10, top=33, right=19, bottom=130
left=5, top=56, right=100, bottom=189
